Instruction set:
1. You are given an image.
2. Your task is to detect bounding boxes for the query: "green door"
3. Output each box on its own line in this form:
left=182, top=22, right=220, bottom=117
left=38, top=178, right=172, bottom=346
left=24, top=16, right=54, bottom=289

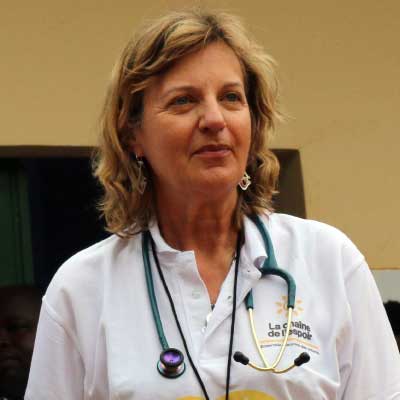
left=0, top=160, right=34, bottom=285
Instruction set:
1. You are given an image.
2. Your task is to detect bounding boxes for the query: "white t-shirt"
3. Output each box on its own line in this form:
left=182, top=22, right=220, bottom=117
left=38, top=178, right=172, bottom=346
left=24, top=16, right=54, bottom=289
left=25, top=213, right=400, bottom=399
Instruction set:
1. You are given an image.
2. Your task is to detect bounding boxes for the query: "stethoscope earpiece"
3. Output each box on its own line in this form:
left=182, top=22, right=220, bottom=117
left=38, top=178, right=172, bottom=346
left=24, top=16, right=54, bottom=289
left=294, top=352, right=310, bottom=367
left=233, top=347, right=311, bottom=374
left=157, top=348, right=186, bottom=378
left=233, top=351, right=249, bottom=365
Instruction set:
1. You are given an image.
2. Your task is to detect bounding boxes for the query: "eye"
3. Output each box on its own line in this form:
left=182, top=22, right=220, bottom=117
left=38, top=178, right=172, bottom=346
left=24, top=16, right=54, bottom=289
left=223, top=92, right=242, bottom=102
left=7, top=321, right=32, bottom=334
left=170, top=95, right=193, bottom=106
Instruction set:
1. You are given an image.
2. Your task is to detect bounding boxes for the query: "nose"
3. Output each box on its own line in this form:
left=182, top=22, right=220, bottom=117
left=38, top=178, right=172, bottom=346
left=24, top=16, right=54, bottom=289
left=0, top=327, right=11, bottom=347
left=198, top=98, right=226, bottom=134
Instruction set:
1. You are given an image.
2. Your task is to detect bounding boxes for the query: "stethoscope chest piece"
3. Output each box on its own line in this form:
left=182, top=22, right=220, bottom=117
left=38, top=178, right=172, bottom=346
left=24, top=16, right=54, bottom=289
left=157, top=348, right=186, bottom=378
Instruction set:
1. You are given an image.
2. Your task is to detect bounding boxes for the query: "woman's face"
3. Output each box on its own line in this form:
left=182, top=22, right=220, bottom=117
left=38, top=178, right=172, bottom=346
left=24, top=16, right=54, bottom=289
left=132, top=41, right=252, bottom=202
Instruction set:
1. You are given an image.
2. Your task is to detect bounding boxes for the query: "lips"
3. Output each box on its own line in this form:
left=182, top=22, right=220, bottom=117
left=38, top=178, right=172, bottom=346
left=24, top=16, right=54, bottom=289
left=0, top=351, right=20, bottom=364
left=193, top=144, right=231, bottom=155
left=0, top=358, right=20, bottom=368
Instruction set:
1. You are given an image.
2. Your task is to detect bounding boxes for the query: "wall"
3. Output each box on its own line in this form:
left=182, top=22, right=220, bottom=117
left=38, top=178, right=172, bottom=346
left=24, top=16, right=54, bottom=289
left=1, top=0, right=399, bottom=268
left=373, top=271, right=400, bottom=302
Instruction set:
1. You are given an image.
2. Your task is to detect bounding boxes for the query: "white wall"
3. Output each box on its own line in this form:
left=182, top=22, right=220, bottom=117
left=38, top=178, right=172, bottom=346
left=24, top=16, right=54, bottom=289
left=373, top=271, right=400, bottom=302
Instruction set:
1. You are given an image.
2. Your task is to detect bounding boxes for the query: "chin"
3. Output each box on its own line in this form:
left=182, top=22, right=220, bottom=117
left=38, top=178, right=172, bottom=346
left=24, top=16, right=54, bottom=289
left=194, top=176, right=239, bottom=197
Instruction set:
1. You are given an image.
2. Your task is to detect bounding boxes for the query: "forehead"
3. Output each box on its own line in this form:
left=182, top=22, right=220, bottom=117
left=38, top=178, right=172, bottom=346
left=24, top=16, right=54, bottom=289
left=0, top=291, right=41, bottom=320
left=148, top=41, right=245, bottom=96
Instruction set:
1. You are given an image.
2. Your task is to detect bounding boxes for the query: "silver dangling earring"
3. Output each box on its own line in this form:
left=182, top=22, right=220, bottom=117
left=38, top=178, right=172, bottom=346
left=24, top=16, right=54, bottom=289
left=238, top=171, right=251, bottom=191
left=136, top=155, right=147, bottom=195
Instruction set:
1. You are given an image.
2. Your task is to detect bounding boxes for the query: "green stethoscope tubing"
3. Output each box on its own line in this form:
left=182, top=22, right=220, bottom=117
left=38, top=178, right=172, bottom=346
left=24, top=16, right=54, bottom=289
left=142, top=230, right=169, bottom=351
left=246, top=214, right=296, bottom=310
left=142, top=213, right=297, bottom=352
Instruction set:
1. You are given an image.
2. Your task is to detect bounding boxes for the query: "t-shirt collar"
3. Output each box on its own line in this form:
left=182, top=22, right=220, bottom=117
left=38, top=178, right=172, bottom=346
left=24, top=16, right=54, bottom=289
left=148, top=214, right=269, bottom=270
left=148, top=219, right=180, bottom=254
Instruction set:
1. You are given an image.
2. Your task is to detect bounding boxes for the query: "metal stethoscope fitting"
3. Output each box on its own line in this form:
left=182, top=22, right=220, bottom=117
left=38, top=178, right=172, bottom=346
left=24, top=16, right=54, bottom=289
left=157, top=348, right=185, bottom=378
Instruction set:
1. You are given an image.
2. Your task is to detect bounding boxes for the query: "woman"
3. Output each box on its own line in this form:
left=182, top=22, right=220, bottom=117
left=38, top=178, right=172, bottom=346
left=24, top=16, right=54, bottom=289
left=25, top=9, right=400, bottom=400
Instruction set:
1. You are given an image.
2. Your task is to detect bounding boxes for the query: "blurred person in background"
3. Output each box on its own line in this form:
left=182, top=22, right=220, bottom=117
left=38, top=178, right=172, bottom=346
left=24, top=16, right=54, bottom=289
left=384, top=300, right=400, bottom=351
left=0, top=286, right=41, bottom=400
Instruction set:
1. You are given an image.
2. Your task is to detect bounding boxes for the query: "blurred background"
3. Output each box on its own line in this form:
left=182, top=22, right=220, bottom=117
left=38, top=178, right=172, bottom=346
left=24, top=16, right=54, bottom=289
left=0, top=0, right=399, bottom=298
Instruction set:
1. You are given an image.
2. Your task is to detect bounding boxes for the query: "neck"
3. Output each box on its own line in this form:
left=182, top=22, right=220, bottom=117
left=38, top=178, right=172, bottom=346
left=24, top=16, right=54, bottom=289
left=0, top=380, right=25, bottom=400
left=0, top=394, right=23, bottom=400
left=154, top=187, right=239, bottom=253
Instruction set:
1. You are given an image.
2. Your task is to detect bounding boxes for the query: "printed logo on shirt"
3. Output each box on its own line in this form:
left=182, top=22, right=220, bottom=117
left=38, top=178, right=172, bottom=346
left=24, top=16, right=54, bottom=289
left=261, top=296, right=320, bottom=355
left=178, top=390, right=276, bottom=400
left=276, top=296, right=304, bottom=317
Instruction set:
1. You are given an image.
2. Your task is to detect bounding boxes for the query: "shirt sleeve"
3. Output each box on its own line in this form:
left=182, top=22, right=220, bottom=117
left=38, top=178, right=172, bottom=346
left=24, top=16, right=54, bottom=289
left=340, top=259, right=400, bottom=399
left=24, top=298, right=85, bottom=400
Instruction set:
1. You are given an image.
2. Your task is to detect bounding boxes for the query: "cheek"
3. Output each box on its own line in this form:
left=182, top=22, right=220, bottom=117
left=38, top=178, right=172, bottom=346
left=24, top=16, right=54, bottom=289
left=146, top=132, right=183, bottom=164
left=14, top=331, right=36, bottom=356
left=234, top=113, right=252, bottom=152
left=144, top=122, right=192, bottom=165
left=142, top=113, right=189, bottom=147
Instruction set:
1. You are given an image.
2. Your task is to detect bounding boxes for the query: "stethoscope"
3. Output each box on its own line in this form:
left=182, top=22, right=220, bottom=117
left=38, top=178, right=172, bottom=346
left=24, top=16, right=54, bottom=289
left=142, top=214, right=310, bottom=397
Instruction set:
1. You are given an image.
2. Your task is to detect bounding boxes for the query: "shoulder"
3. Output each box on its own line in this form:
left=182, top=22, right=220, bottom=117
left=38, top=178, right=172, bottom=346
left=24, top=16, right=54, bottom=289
left=45, top=233, right=142, bottom=309
left=266, top=212, right=351, bottom=243
left=267, top=212, right=345, bottom=240
left=264, top=212, right=365, bottom=272
left=53, top=234, right=140, bottom=279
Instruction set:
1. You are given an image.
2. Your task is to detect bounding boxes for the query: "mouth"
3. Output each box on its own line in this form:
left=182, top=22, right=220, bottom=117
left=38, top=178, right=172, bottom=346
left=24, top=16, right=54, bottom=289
left=193, top=144, right=232, bottom=157
left=0, top=352, right=20, bottom=364
left=0, top=356, right=21, bottom=370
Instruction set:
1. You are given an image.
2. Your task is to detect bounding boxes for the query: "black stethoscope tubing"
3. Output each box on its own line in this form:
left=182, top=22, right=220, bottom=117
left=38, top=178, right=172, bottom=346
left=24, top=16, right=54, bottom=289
left=146, top=232, right=242, bottom=400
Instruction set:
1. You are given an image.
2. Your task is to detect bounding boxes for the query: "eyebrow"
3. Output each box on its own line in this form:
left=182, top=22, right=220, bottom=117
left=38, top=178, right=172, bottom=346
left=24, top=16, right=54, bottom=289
left=160, top=81, right=245, bottom=100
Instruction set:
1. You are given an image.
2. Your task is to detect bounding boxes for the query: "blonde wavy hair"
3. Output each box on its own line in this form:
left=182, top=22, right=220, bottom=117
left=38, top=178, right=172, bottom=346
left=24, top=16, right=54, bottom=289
left=93, top=8, right=282, bottom=236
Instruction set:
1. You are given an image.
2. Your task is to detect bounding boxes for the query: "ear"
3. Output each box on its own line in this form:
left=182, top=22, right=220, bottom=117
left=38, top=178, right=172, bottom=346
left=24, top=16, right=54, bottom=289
left=127, top=128, right=144, bottom=158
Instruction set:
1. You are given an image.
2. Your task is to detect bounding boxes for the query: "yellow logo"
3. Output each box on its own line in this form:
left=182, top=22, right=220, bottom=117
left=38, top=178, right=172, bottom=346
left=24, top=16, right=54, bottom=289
left=217, top=390, right=276, bottom=400
left=178, top=391, right=275, bottom=400
left=276, top=296, right=304, bottom=317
